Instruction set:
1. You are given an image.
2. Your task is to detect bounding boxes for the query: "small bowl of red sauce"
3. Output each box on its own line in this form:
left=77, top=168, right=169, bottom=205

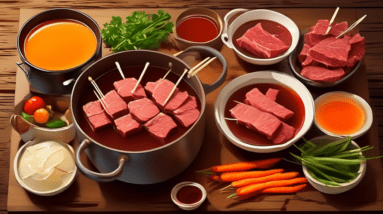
left=175, top=8, right=223, bottom=50
left=171, top=181, right=207, bottom=211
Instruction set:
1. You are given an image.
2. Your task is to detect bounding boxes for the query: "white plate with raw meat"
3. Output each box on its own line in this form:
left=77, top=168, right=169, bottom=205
left=214, top=71, right=314, bottom=153
left=221, top=9, right=300, bottom=65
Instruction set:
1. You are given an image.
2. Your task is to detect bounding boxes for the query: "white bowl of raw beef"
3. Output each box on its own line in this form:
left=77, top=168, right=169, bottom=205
left=214, top=71, right=315, bottom=153
left=221, top=9, right=300, bottom=65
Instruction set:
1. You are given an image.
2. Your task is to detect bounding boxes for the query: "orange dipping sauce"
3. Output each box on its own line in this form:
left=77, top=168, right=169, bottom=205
left=24, top=19, right=97, bottom=71
left=316, top=97, right=365, bottom=135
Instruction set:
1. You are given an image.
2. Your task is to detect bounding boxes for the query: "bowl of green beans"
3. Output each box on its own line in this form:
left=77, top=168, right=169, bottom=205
left=289, top=136, right=367, bottom=194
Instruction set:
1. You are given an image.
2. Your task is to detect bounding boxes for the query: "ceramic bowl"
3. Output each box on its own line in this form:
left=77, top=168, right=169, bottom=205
left=14, top=139, right=77, bottom=196
left=174, top=8, right=223, bottom=50
left=214, top=71, right=314, bottom=153
left=221, top=9, right=299, bottom=65
left=288, top=29, right=362, bottom=88
left=171, top=181, right=207, bottom=211
left=302, top=136, right=366, bottom=194
left=314, top=91, right=373, bottom=139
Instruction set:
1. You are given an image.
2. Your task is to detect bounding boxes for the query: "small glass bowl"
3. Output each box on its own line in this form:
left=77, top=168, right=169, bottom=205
left=171, top=181, right=207, bottom=211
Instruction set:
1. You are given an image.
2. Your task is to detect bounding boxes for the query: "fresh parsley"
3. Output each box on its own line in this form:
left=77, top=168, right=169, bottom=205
left=101, top=10, right=174, bottom=52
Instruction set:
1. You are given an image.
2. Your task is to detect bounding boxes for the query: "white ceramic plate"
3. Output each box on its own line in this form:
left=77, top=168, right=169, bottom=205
left=214, top=71, right=314, bottom=153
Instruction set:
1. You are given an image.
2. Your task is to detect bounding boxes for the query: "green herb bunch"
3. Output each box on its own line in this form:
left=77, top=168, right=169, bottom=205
left=101, top=10, right=174, bottom=52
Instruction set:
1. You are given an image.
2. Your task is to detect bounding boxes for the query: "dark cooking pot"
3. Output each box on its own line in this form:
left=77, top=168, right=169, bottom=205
left=16, top=8, right=102, bottom=95
left=72, top=46, right=227, bottom=184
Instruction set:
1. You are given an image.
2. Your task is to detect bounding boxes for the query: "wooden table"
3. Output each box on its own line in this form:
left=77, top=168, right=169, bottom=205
left=1, top=1, right=383, bottom=213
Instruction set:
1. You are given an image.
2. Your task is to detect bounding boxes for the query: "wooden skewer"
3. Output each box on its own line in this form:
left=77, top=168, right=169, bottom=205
left=88, top=76, right=104, bottom=98
left=115, top=61, right=125, bottom=79
left=93, top=90, right=108, bottom=109
left=324, top=7, right=340, bottom=35
left=163, top=68, right=188, bottom=106
left=162, top=62, right=173, bottom=79
left=188, top=57, right=217, bottom=78
left=173, top=50, right=184, bottom=57
left=234, top=100, right=244, bottom=104
left=187, top=57, right=210, bottom=78
left=131, top=62, right=150, bottom=93
left=224, top=118, right=237, bottom=121
left=336, top=15, right=367, bottom=39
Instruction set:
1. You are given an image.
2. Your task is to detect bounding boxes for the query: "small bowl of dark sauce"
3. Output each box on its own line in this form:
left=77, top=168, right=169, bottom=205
left=175, top=8, right=223, bottom=50
left=171, top=181, right=207, bottom=211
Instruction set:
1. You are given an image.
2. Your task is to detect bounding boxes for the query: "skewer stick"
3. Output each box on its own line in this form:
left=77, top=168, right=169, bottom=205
left=224, top=118, right=237, bottom=121
left=162, top=62, right=173, bottom=79
left=173, top=50, right=184, bottom=57
left=131, top=62, right=150, bottom=93
left=188, top=57, right=217, bottom=78
left=336, top=15, right=367, bottom=38
left=324, top=7, right=340, bottom=35
left=93, top=90, right=108, bottom=109
left=115, top=61, right=125, bottom=79
left=88, top=76, right=104, bottom=98
left=163, top=68, right=188, bottom=106
left=187, top=57, right=210, bottom=77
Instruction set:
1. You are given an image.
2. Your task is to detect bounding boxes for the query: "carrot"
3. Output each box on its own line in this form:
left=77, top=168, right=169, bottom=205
left=210, top=158, right=282, bottom=173
left=238, top=184, right=307, bottom=200
left=220, top=168, right=284, bottom=182
left=209, top=175, right=223, bottom=182
left=232, top=172, right=299, bottom=188
left=237, top=177, right=308, bottom=196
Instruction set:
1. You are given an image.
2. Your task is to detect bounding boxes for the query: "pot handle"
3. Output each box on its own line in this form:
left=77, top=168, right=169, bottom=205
left=176, top=46, right=227, bottom=94
left=221, top=8, right=249, bottom=49
left=75, top=139, right=129, bottom=182
left=16, top=62, right=29, bottom=78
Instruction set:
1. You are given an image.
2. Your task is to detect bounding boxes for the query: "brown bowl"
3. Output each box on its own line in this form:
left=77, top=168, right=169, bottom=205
left=174, top=8, right=223, bottom=50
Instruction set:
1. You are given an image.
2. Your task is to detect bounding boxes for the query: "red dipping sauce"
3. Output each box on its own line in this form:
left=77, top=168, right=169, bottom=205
left=176, top=185, right=203, bottom=204
left=177, top=16, right=218, bottom=42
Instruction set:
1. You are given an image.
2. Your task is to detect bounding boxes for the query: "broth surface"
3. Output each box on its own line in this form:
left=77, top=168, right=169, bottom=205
left=224, top=83, right=305, bottom=146
left=177, top=16, right=218, bottom=43
left=24, top=19, right=97, bottom=71
left=78, top=66, right=201, bottom=152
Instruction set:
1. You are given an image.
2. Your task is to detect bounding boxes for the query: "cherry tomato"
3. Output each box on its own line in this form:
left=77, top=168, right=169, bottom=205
left=24, top=96, right=45, bottom=115
left=33, top=108, right=50, bottom=124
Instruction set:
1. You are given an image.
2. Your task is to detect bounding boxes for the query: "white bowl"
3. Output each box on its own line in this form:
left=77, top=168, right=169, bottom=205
left=302, top=136, right=366, bottom=194
left=214, top=71, right=314, bottom=153
left=314, top=91, right=373, bottom=139
left=171, top=181, right=207, bottom=211
left=14, top=139, right=77, bottom=196
left=221, top=9, right=300, bottom=65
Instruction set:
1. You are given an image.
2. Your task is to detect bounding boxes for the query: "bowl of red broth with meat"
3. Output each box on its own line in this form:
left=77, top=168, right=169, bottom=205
left=215, top=71, right=314, bottom=153
left=221, top=9, right=300, bottom=65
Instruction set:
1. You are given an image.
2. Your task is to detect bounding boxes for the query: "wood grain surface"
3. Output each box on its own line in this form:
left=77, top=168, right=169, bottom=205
left=1, top=0, right=383, bottom=213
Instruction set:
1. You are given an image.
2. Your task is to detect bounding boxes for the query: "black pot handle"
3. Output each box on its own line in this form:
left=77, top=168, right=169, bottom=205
left=75, top=139, right=129, bottom=182
left=176, top=46, right=227, bottom=94
left=16, top=62, right=29, bottom=78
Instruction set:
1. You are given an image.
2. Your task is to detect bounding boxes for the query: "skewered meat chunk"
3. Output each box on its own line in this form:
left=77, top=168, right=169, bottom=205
left=102, top=90, right=128, bottom=119
left=152, top=79, right=189, bottom=112
left=83, top=100, right=112, bottom=131
left=114, top=78, right=147, bottom=103
left=172, top=96, right=200, bottom=128
left=114, top=114, right=142, bottom=137
left=128, top=98, right=160, bottom=123
left=144, top=113, right=177, bottom=143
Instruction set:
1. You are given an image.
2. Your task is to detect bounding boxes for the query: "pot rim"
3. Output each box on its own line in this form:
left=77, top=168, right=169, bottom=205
left=16, top=8, right=102, bottom=74
left=71, top=49, right=206, bottom=154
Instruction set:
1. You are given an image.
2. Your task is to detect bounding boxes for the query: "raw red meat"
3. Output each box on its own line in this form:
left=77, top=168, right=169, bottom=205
left=172, top=96, right=200, bottom=128
left=236, top=23, right=289, bottom=58
left=152, top=79, right=189, bottom=112
left=301, top=66, right=345, bottom=82
left=173, top=96, right=198, bottom=115
left=307, top=37, right=350, bottom=67
left=144, top=113, right=177, bottom=143
left=230, top=103, right=282, bottom=139
left=144, top=80, right=159, bottom=96
left=114, top=114, right=142, bottom=137
left=128, top=98, right=160, bottom=123
left=83, top=100, right=104, bottom=117
left=265, top=89, right=279, bottom=102
left=102, top=90, right=128, bottom=119
left=114, top=78, right=146, bottom=103
left=299, top=44, right=311, bottom=63
left=328, top=21, right=348, bottom=37
left=304, top=20, right=348, bottom=46
left=347, top=33, right=365, bottom=67
left=271, top=122, right=296, bottom=144
left=83, top=101, right=112, bottom=131
left=245, top=88, right=294, bottom=121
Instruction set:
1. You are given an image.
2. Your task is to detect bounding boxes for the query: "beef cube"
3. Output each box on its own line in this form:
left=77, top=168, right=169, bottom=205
left=144, top=113, right=177, bottom=143
left=152, top=79, right=189, bottom=112
left=173, top=109, right=200, bottom=128
left=347, top=33, right=365, bottom=67
left=236, top=23, right=289, bottom=58
left=128, top=98, right=160, bottom=123
left=114, top=114, right=142, bottom=137
left=304, top=20, right=330, bottom=46
left=103, top=90, right=124, bottom=106
left=144, top=80, right=159, bottom=96
left=328, top=21, right=348, bottom=37
left=246, top=88, right=294, bottom=121
left=114, top=78, right=146, bottom=103
left=271, top=122, right=296, bottom=144
left=83, top=100, right=104, bottom=117
left=299, top=44, right=311, bottom=63
left=301, top=66, right=345, bottom=82
left=308, top=37, right=350, bottom=68
left=265, top=89, right=279, bottom=102
left=87, top=112, right=112, bottom=131
left=173, top=96, right=198, bottom=115
left=230, top=103, right=282, bottom=138
left=104, top=101, right=129, bottom=120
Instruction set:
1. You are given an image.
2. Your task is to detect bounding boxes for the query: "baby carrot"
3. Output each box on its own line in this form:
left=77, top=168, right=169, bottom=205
left=211, top=158, right=282, bottom=173
left=210, top=175, right=223, bottom=182
left=238, top=184, right=307, bottom=200
left=220, top=169, right=284, bottom=182
left=237, top=177, right=308, bottom=196
left=232, top=172, right=299, bottom=188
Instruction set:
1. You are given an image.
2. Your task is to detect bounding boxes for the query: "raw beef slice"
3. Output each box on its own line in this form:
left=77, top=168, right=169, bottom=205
left=347, top=33, right=365, bottom=67
left=236, top=23, right=289, bottom=58
left=87, top=112, right=112, bottom=131
left=271, top=122, right=296, bottom=144
left=308, top=37, right=350, bottom=68
left=114, top=114, right=142, bottom=137
left=145, top=80, right=159, bottom=96
left=299, top=44, right=311, bottom=63
left=128, top=98, right=159, bottom=123
left=265, top=89, right=279, bottom=102
left=83, top=100, right=104, bottom=117
left=144, top=113, right=177, bottom=143
left=301, top=66, right=345, bottom=82
left=152, top=79, right=189, bottom=111
left=114, top=78, right=146, bottom=103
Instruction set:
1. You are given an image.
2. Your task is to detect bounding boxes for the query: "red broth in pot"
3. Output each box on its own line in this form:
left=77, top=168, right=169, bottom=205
left=224, top=83, right=305, bottom=146
left=77, top=66, right=201, bottom=151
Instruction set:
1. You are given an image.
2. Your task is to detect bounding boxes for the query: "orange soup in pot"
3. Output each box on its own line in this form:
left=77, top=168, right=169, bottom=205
left=24, top=19, right=97, bottom=71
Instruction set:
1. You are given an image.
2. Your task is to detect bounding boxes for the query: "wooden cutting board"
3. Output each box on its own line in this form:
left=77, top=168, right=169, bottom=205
left=8, top=8, right=383, bottom=212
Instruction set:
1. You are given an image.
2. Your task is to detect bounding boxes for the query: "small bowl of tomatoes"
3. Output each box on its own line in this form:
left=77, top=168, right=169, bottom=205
left=10, top=94, right=75, bottom=143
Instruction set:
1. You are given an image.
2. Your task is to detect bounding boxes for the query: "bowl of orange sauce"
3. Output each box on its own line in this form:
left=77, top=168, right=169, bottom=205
left=314, top=91, right=373, bottom=139
left=17, top=8, right=102, bottom=94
